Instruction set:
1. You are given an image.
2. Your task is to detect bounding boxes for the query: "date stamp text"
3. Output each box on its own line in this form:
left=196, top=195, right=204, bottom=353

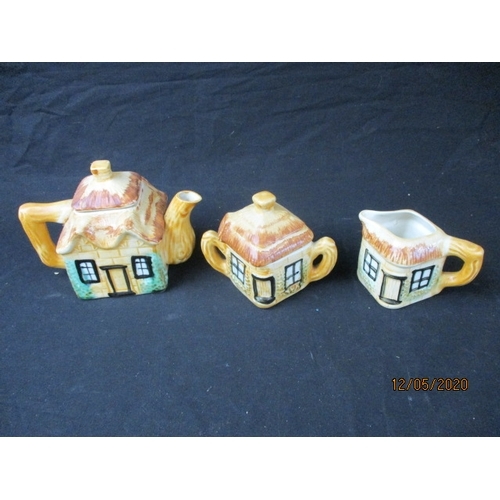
left=392, top=377, right=469, bottom=391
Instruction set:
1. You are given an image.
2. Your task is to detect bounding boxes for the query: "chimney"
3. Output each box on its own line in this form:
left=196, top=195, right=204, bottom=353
left=90, top=160, right=113, bottom=181
left=252, top=191, right=276, bottom=210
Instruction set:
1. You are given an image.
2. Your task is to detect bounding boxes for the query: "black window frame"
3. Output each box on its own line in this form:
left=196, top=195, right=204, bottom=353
left=75, top=259, right=100, bottom=284
left=131, top=256, right=154, bottom=279
left=410, top=265, right=435, bottom=292
left=363, top=249, right=379, bottom=281
left=284, top=259, right=303, bottom=289
left=230, top=253, right=246, bottom=285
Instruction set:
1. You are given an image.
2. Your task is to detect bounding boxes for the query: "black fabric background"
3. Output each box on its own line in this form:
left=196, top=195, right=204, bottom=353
left=1, top=62, right=499, bottom=436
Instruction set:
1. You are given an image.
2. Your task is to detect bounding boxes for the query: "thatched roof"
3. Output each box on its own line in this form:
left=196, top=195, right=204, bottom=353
left=361, top=225, right=443, bottom=266
left=218, top=191, right=313, bottom=267
left=57, top=161, right=167, bottom=253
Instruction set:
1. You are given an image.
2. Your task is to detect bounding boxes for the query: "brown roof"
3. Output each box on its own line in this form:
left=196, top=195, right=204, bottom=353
left=57, top=161, right=167, bottom=253
left=362, top=225, right=443, bottom=266
left=71, top=160, right=142, bottom=211
left=218, top=191, right=314, bottom=267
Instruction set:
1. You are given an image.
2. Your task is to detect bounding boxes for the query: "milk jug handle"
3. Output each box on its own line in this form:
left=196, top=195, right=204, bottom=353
left=18, top=200, right=73, bottom=269
left=438, top=236, right=484, bottom=291
left=201, top=230, right=229, bottom=276
left=309, top=237, right=338, bottom=282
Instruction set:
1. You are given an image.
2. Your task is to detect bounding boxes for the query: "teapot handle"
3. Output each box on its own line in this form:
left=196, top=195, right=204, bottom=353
left=201, top=230, right=229, bottom=276
left=309, top=237, right=338, bottom=282
left=437, top=236, right=484, bottom=291
left=18, top=200, right=73, bottom=269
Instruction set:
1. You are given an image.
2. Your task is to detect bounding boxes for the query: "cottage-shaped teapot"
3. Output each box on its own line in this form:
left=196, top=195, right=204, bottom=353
left=19, top=160, right=201, bottom=299
left=201, top=191, right=338, bottom=308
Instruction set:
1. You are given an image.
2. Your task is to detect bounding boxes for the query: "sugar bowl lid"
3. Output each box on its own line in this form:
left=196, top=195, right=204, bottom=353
left=217, top=191, right=314, bottom=266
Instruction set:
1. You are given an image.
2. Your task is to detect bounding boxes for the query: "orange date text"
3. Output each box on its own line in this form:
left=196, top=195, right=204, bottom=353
left=391, top=377, right=469, bottom=391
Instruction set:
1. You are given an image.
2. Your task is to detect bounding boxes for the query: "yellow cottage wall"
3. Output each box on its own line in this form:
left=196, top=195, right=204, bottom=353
left=357, top=240, right=445, bottom=308
left=228, top=244, right=313, bottom=308
left=64, top=235, right=165, bottom=298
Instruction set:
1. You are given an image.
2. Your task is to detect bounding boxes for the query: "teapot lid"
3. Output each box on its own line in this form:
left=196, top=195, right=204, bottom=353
left=218, top=191, right=313, bottom=266
left=57, top=160, right=167, bottom=253
left=72, top=160, right=146, bottom=211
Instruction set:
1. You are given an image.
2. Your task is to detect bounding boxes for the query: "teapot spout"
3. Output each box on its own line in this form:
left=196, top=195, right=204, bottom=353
left=163, top=190, right=202, bottom=265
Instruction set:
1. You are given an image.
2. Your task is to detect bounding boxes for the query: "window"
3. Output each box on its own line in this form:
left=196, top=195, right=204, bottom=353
left=363, top=250, right=379, bottom=281
left=132, top=256, right=154, bottom=279
left=285, top=260, right=302, bottom=289
left=410, top=266, right=434, bottom=291
left=75, top=260, right=100, bottom=284
left=231, top=254, right=245, bottom=284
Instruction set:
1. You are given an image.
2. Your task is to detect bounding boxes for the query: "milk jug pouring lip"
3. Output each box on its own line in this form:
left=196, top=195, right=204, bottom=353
left=359, top=209, right=445, bottom=242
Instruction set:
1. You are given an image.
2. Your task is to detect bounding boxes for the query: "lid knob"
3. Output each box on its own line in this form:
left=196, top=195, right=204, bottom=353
left=90, top=160, right=113, bottom=181
left=252, top=191, right=276, bottom=210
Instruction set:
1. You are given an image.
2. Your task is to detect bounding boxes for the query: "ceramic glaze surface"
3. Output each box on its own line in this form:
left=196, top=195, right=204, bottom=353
left=365, top=210, right=436, bottom=239
left=357, top=209, right=484, bottom=309
left=218, top=191, right=314, bottom=266
left=19, top=160, right=201, bottom=299
left=201, top=191, right=337, bottom=308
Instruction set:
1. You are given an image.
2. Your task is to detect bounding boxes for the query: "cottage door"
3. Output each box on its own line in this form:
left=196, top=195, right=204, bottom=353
left=252, top=275, right=276, bottom=305
left=100, top=265, right=135, bottom=297
left=379, top=273, right=406, bottom=305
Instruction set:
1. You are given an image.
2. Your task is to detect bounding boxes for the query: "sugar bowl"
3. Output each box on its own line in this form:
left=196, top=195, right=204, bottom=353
left=201, top=191, right=337, bottom=308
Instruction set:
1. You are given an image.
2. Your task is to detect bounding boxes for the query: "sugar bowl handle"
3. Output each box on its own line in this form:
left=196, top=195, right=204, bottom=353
left=309, top=236, right=338, bottom=282
left=201, top=230, right=229, bottom=276
left=18, top=200, right=73, bottom=269
left=438, top=236, right=484, bottom=291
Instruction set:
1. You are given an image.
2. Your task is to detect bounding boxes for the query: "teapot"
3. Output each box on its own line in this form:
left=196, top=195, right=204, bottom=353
left=18, top=160, right=201, bottom=299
